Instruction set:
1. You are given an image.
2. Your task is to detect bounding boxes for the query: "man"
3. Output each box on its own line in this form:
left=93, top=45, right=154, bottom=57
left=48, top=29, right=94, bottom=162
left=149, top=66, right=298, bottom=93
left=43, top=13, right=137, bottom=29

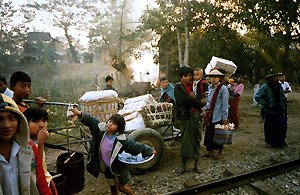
left=255, top=70, right=287, bottom=148
left=103, top=75, right=116, bottom=91
left=10, top=71, right=46, bottom=113
left=174, top=66, right=205, bottom=175
left=278, top=73, right=292, bottom=98
left=0, top=75, right=13, bottom=98
left=159, top=77, right=175, bottom=104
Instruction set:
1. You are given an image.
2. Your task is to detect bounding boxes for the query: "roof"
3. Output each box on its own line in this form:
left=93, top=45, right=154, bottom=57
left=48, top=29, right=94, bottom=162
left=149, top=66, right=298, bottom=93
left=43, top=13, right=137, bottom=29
left=26, top=32, right=52, bottom=41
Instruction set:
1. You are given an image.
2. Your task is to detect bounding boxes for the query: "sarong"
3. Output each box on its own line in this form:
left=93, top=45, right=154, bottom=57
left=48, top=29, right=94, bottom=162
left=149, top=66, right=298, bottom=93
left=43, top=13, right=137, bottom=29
left=264, top=112, right=287, bottom=147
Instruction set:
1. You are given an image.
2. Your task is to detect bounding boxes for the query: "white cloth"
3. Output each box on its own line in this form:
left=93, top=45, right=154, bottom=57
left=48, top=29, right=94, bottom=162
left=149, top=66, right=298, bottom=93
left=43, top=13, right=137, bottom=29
left=280, top=81, right=292, bottom=97
left=0, top=141, right=20, bottom=195
left=3, top=88, right=14, bottom=98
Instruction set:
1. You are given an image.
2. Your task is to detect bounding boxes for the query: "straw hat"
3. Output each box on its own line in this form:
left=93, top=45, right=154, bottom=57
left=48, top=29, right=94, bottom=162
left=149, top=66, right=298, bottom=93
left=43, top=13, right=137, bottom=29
left=206, top=69, right=224, bottom=76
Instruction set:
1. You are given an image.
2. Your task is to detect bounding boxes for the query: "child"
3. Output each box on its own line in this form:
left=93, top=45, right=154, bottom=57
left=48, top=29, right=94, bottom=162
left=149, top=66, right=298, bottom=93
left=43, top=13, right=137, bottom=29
left=0, top=94, right=40, bottom=194
left=24, top=107, right=58, bottom=195
left=103, top=75, right=116, bottom=91
left=69, top=107, right=156, bottom=195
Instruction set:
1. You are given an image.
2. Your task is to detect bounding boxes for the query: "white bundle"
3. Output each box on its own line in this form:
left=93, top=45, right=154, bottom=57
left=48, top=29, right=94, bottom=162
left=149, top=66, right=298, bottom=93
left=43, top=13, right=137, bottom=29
left=125, top=113, right=146, bottom=131
left=215, top=123, right=235, bottom=130
left=124, top=94, right=156, bottom=105
left=205, top=56, right=237, bottom=77
left=79, top=90, right=118, bottom=102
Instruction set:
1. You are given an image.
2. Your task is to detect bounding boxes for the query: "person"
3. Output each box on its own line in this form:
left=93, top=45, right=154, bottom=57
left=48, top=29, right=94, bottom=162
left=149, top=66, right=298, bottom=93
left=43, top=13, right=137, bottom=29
left=203, top=69, right=229, bottom=158
left=174, top=66, right=205, bottom=175
left=0, top=94, right=40, bottom=194
left=255, top=70, right=287, bottom=148
left=193, top=68, right=209, bottom=100
left=228, top=76, right=244, bottom=130
left=159, top=77, right=175, bottom=104
left=0, top=75, right=14, bottom=98
left=103, top=75, right=116, bottom=91
left=69, top=108, right=156, bottom=195
left=24, top=107, right=58, bottom=194
left=10, top=71, right=46, bottom=113
left=278, top=73, right=292, bottom=98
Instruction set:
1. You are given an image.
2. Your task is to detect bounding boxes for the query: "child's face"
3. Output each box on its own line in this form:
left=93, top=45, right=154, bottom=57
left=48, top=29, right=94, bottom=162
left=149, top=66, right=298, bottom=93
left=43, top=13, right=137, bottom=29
left=193, top=70, right=203, bottom=81
left=0, top=111, right=19, bottom=142
left=12, top=81, right=32, bottom=99
left=107, top=120, right=118, bottom=134
left=107, top=80, right=113, bottom=87
left=29, top=118, right=48, bottom=140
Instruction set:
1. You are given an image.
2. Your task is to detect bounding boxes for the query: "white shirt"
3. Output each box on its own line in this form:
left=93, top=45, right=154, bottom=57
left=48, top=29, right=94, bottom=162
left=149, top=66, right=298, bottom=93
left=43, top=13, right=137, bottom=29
left=0, top=141, right=20, bottom=195
left=280, top=81, right=292, bottom=97
left=3, top=88, right=14, bottom=99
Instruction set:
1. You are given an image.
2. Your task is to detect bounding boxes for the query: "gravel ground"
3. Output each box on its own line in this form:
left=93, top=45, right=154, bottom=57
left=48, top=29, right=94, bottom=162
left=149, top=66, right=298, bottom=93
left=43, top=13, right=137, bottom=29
left=45, top=88, right=300, bottom=195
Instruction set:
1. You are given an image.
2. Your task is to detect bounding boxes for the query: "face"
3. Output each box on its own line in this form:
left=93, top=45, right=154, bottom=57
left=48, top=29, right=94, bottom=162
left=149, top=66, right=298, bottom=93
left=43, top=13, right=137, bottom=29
left=160, top=80, right=169, bottom=89
left=193, top=70, right=203, bottom=81
left=0, top=81, right=7, bottom=93
left=12, top=81, right=32, bottom=99
left=181, top=73, right=193, bottom=84
left=0, top=111, right=19, bottom=142
left=270, top=76, right=279, bottom=83
left=210, top=76, right=220, bottom=85
left=107, top=80, right=113, bottom=87
left=206, top=77, right=211, bottom=84
left=106, top=119, right=118, bottom=134
left=29, top=118, right=48, bottom=140
left=279, top=75, right=285, bottom=82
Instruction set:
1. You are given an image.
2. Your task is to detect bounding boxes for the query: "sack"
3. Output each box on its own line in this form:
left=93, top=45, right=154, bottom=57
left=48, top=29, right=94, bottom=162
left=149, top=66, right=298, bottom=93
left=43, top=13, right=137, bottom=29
left=213, top=127, right=233, bottom=145
left=203, top=111, right=212, bottom=126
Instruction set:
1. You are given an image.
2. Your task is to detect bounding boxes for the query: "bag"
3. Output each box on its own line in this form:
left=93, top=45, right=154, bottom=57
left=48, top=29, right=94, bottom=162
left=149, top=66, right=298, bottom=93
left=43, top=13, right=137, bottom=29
left=213, top=127, right=233, bottom=145
left=203, top=111, right=212, bottom=126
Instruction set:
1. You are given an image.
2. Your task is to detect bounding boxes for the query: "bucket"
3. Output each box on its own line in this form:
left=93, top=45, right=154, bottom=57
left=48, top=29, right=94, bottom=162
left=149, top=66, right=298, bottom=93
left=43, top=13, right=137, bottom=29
left=50, top=172, right=66, bottom=195
left=56, top=152, right=85, bottom=195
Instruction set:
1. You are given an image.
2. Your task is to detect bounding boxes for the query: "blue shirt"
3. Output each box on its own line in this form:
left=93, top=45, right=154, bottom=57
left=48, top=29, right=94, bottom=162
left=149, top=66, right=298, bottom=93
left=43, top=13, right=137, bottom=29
left=204, top=84, right=229, bottom=123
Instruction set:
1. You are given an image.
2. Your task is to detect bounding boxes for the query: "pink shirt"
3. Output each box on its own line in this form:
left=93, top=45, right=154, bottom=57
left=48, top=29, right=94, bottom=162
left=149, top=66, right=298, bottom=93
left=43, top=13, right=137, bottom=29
left=100, top=134, right=116, bottom=167
left=233, top=83, right=244, bottom=95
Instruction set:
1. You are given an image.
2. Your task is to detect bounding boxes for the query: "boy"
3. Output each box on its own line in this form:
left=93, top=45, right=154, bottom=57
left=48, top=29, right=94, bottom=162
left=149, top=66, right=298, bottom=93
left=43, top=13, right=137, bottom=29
left=0, top=94, right=40, bottom=194
left=10, top=71, right=46, bottom=113
left=103, top=75, right=116, bottom=91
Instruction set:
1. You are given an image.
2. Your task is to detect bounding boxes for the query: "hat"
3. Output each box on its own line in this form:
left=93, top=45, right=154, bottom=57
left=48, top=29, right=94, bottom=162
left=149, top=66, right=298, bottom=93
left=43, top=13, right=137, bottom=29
left=265, top=70, right=279, bottom=78
left=277, top=72, right=284, bottom=76
left=206, top=69, right=224, bottom=76
left=228, top=79, right=235, bottom=84
left=0, top=94, right=29, bottom=147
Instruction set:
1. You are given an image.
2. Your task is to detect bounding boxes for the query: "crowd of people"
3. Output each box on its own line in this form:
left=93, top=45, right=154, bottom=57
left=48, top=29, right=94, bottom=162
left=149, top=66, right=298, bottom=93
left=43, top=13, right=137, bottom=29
left=0, top=67, right=292, bottom=194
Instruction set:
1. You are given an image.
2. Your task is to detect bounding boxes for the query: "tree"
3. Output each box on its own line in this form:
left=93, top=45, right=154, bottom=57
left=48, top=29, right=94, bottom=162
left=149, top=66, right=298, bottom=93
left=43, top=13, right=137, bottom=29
left=0, top=1, right=28, bottom=67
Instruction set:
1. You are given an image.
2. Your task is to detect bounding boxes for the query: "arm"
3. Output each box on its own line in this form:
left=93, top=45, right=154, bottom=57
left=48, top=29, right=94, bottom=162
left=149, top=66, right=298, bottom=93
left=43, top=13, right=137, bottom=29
left=254, top=84, right=267, bottom=107
left=221, top=86, right=229, bottom=122
left=122, top=138, right=155, bottom=158
left=174, top=83, right=203, bottom=108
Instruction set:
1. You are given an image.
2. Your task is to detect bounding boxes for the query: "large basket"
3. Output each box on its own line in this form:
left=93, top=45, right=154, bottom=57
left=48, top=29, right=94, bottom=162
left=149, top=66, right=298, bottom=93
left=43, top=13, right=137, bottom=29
left=144, top=103, right=173, bottom=127
left=80, top=99, right=119, bottom=122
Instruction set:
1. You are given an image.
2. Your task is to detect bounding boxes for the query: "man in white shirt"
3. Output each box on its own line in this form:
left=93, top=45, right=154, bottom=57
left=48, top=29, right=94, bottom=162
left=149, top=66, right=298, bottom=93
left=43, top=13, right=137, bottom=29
left=278, top=73, right=292, bottom=98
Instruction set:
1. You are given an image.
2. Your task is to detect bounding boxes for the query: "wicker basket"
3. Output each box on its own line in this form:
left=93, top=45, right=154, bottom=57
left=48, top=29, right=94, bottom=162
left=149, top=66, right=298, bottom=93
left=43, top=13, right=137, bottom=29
left=80, top=99, right=119, bottom=122
left=144, top=103, right=173, bottom=126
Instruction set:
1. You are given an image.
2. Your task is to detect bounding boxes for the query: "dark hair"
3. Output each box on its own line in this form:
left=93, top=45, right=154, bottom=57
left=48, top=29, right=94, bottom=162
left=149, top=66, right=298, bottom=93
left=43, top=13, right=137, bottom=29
left=178, top=66, right=193, bottom=78
left=10, top=71, right=31, bottom=88
left=0, top=75, right=7, bottom=84
left=24, top=107, right=48, bottom=123
left=108, top=114, right=125, bottom=134
left=105, top=76, right=114, bottom=82
left=159, top=77, right=168, bottom=82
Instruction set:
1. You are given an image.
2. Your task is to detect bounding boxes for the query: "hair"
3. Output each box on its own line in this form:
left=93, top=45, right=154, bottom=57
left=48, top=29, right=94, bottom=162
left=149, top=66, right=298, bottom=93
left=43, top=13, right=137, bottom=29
left=24, top=107, right=48, bottom=123
left=0, top=75, right=7, bottom=84
left=159, top=77, right=168, bottom=82
left=194, top=68, right=203, bottom=72
left=108, top=114, right=125, bottom=134
left=10, top=71, right=31, bottom=88
left=105, top=75, right=114, bottom=82
left=178, top=66, right=193, bottom=78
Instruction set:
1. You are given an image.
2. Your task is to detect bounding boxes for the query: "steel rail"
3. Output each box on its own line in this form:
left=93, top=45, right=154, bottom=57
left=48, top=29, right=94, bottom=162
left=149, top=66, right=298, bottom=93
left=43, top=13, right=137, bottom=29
left=164, top=158, right=300, bottom=195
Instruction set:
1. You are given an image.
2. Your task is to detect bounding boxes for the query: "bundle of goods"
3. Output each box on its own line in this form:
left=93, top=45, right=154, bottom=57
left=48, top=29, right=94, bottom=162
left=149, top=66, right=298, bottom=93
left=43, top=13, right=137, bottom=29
left=144, top=102, right=173, bottom=126
left=118, top=94, right=157, bottom=131
left=79, top=90, right=119, bottom=122
left=213, top=123, right=235, bottom=145
left=205, top=56, right=237, bottom=77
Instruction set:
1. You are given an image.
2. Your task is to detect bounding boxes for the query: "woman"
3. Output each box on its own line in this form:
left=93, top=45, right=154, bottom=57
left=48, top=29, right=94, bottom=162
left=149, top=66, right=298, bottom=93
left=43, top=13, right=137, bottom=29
left=203, top=69, right=229, bottom=157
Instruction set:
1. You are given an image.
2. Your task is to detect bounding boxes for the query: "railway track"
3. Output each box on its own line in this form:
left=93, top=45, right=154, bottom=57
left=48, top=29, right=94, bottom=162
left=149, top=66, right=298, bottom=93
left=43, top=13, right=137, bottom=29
left=164, top=158, right=300, bottom=195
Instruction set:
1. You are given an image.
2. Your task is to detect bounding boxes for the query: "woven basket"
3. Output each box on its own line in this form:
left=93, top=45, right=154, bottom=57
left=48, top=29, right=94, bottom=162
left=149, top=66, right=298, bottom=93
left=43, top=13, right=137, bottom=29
left=80, top=99, right=119, bottom=122
left=144, top=103, right=173, bottom=126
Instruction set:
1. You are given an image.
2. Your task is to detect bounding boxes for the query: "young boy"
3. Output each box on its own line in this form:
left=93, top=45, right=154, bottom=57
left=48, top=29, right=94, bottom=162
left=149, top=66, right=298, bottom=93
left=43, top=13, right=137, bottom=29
left=0, top=94, right=40, bottom=194
left=103, top=75, right=116, bottom=91
left=24, top=107, right=57, bottom=194
left=69, top=107, right=156, bottom=195
left=10, top=71, right=46, bottom=113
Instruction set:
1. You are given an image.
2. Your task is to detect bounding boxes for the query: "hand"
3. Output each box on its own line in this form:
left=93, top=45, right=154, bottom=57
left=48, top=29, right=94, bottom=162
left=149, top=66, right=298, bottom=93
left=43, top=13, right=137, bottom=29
left=69, top=107, right=82, bottom=117
left=222, top=119, right=229, bottom=125
left=35, top=96, right=46, bottom=107
left=189, top=92, right=196, bottom=98
left=38, top=128, right=49, bottom=144
left=152, top=149, right=157, bottom=154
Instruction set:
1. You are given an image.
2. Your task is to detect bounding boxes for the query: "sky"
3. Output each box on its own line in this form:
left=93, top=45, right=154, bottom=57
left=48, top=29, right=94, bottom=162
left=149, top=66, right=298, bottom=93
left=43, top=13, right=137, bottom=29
left=9, top=0, right=159, bottom=83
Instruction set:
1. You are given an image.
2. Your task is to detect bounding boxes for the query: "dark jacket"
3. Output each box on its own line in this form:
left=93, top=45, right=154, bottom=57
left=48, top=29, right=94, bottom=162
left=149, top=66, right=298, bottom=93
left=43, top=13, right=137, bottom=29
left=174, top=82, right=204, bottom=120
left=78, top=112, right=153, bottom=179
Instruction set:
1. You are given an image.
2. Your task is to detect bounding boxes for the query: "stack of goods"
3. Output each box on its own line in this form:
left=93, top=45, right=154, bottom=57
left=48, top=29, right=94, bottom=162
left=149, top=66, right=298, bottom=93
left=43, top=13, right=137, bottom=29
left=79, top=90, right=119, bottom=122
left=118, top=94, right=157, bottom=131
left=205, top=56, right=237, bottom=77
left=213, top=123, right=235, bottom=145
left=144, top=103, right=173, bottom=126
